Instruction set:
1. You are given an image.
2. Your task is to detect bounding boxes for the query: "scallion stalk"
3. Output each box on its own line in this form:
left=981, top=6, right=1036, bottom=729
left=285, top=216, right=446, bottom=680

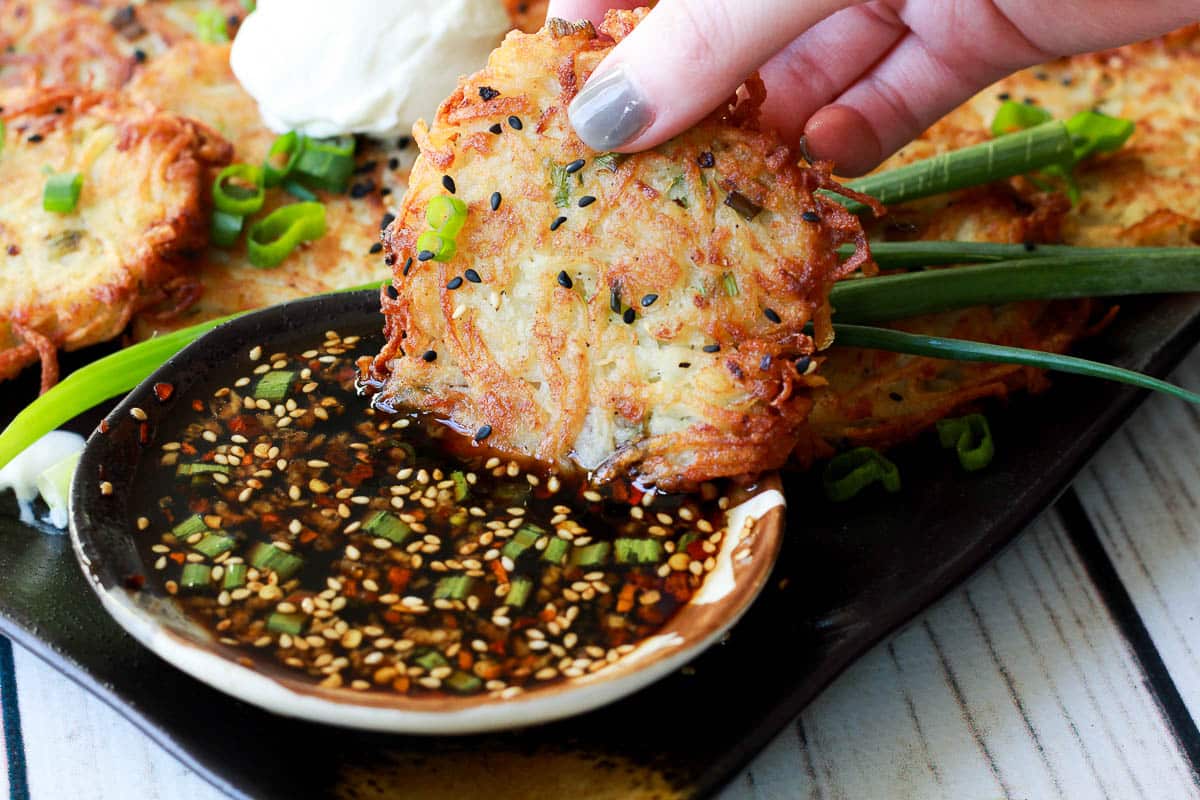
left=830, top=249, right=1200, bottom=324
left=830, top=324, right=1200, bottom=405
left=838, top=242, right=1184, bottom=271
left=830, top=121, right=1074, bottom=214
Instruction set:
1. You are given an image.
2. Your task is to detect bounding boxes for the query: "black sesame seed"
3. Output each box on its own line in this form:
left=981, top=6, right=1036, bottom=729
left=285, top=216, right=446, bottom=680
left=418, top=250, right=435, bottom=262
left=53, top=106, right=64, bottom=115
left=369, top=242, right=383, bottom=254
left=27, top=133, right=43, bottom=143
left=464, top=269, right=481, bottom=283
left=388, top=157, right=400, bottom=170
left=474, top=424, right=493, bottom=441
left=490, top=191, right=502, bottom=211
left=640, top=293, right=658, bottom=307
left=442, top=175, right=456, bottom=194
left=610, top=288, right=621, bottom=314
left=764, top=308, right=782, bottom=324
left=447, top=276, right=464, bottom=290
left=578, top=195, right=596, bottom=208
left=380, top=212, right=396, bottom=231
left=557, top=270, right=573, bottom=289
left=1024, top=241, right=1037, bottom=252
left=397, top=136, right=411, bottom=149
left=349, top=180, right=376, bottom=199
left=998, top=92, right=1011, bottom=101
left=623, top=308, right=635, bottom=325
left=402, top=257, right=413, bottom=276
left=678, top=362, right=691, bottom=369
left=508, top=115, right=523, bottom=130
left=565, top=158, right=585, bottom=174
left=421, top=350, right=437, bottom=362
left=489, top=123, right=503, bottom=135
left=133, top=48, right=147, bottom=63
left=1023, top=96, right=1036, bottom=105
left=381, top=187, right=392, bottom=197
left=702, top=344, right=721, bottom=353
left=384, top=254, right=396, bottom=266
left=801, top=211, right=820, bottom=223
left=698, top=151, right=715, bottom=168
left=794, top=355, right=812, bottom=373
left=386, top=284, right=399, bottom=300
left=550, top=216, right=567, bottom=231
left=760, top=354, right=772, bottom=371
left=889, top=392, right=903, bottom=402
left=354, top=160, right=378, bottom=175
left=479, top=86, right=500, bottom=101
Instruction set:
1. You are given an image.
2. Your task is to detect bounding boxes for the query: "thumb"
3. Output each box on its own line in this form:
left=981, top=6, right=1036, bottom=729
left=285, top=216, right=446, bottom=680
left=568, top=0, right=859, bottom=152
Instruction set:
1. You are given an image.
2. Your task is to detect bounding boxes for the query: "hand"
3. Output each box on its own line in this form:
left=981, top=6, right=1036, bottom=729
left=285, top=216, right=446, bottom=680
left=550, top=0, right=1200, bottom=175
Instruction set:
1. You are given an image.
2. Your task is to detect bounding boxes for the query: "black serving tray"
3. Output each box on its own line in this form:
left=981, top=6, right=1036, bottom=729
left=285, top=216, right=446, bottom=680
left=1, top=290, right=1197, bottom=799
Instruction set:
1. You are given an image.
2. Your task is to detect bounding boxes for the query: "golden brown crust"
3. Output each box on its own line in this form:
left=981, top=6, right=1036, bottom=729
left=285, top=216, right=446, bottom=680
left=371, top=10, right=870, bottom=489
left=0, top=86, right=229, bottom=387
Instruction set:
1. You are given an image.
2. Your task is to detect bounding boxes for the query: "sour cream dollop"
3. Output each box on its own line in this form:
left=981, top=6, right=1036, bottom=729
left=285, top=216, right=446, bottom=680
left=230, top=0, right=511, bottom=140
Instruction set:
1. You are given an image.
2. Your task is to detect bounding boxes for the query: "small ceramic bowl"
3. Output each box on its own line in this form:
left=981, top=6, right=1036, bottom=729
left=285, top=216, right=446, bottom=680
left=69, top=291, right=786, bottom=734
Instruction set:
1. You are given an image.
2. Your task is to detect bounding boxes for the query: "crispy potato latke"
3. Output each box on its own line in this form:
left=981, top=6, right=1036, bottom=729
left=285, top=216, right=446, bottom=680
left=0, top=87, right=229, bottom=391
left=370, top=10, right=876, bottom=490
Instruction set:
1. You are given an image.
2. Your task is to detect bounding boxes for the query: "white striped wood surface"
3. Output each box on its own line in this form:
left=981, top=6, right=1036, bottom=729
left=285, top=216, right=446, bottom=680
left=5, top=346, right=1200, bottom=799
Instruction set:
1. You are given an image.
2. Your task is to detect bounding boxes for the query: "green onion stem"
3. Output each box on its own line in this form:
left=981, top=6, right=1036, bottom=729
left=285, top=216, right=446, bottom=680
left=829, top=121, right=1074, bottom=214
left=838, top=242, right=1186, bottom=271
left=0, top=281, right=385, bottom=469
left=831, top=324, right=1200, bottom=405
left=830, top=249, right=1200, bottom=324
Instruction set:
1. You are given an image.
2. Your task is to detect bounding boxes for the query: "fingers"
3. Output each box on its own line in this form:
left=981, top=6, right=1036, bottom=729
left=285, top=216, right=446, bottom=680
left=567, top=0, right=860, bottom=152
left=544, top=0, right=643, bottom=27
left=756, top=3, right=906, bottom=148
left=802, top=32, right=1002, bottom=176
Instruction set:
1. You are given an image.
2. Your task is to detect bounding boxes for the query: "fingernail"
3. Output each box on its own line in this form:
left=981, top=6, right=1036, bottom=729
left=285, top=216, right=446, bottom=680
left=568, top=64, right=652, bottom=150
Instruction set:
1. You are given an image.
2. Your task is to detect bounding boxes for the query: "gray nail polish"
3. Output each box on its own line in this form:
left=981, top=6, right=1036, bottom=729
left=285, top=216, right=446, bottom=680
left=568, top=65, right=652, bottom=150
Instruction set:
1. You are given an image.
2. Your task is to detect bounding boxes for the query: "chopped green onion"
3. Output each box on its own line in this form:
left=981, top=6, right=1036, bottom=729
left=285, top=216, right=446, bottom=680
left=263, top=132, right=302, bottom=187
left=180, top=563, right=213, bottom=591
left=43, top=171, right=83, bottom=214
left=433, top=575, right=474, bottom=600
left=415, top=230, right=456, bottom=262
left=1066, top=110, right=1135, bottom=163
left=294, top=135, right=356, bottom=193
left=254, top=370, right=294, bottom=401
left=592, top=152, right=624, bottom=172
left=822, top=447, right=901, bottom=502
left=570, top=542, right=610, bottom=567
left=614, top=538, right=664, bottom=565
left=210, top=210, right=244, bottom=248
left=990, top=100, right=1053, bottom=136
left=721, top=271, right=739, bottom=297
left=829, top=249, right=1200, bottom=324
left=247, top=542, right=304, bottom=581
left=445, top=671, right=483, bottom=694
left=414, top=649, right=448, bottom=671
left=175, top=463, right=230, bottom=477
left=450, top=470, right=469, bottom=502
left=192, top=532, right=236, bottom=558
left=282, top=179, right=318, bottom=202
left=541, top=537, right=569, bottom=565
left=830, top=323, right=1200, bottom=406
left=223, top=562, right=248, bottom=589
left=212, top=163, right=265, bottom=216
left=724, top=190, right=761, bottom=221
left=677, top=531, right=700, bottom=552
left=506, top=576, right=534, bottom=608
left=550, top=161, right=571, bottom=207
left=425, top=196, right=468, bottom=238
left=0, top=120, right=6, bottom=156
left=937, top=413, right=995, bottom=471
left=836, top=121, right=1074, bottom=213
left=171, top=514, right=210, bottom=539
left=195, top=8, right=229, bottom=43
left=501, top=525, right=542, bottom=561
left=363, top=511, right=411, bottom=544
left=667, top=175, right=689, bottom=208
left=266, top=612, right=307, bottom=635
left=246, top=202, right=326, bottom=268
left=0, top=281, right=385, bottom=471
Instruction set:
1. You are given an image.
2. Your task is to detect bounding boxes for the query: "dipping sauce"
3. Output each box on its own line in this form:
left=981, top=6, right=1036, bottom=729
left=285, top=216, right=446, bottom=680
left=132, top=329, right=741, bottom=698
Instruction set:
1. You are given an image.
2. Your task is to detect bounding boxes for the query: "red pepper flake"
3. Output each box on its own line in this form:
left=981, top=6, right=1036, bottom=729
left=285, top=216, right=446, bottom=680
left=153, top=382, right=174, bottom=402
left=387, top=566, right=411, bottom=593
left=138, top=422, right=150, bottom=446
left=122, top=573, right=145, bottom=591
left=169, top=552, right=186, bottom=564
left=347, top=462, right=374, bottom=485
left=191, top=399, right=204, bottom=412
left=299, top=530, right=318, bottom=544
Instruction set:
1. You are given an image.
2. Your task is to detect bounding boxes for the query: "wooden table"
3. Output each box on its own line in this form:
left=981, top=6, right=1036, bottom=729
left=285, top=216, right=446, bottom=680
left=3, top=347, right=1199, bottom=799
